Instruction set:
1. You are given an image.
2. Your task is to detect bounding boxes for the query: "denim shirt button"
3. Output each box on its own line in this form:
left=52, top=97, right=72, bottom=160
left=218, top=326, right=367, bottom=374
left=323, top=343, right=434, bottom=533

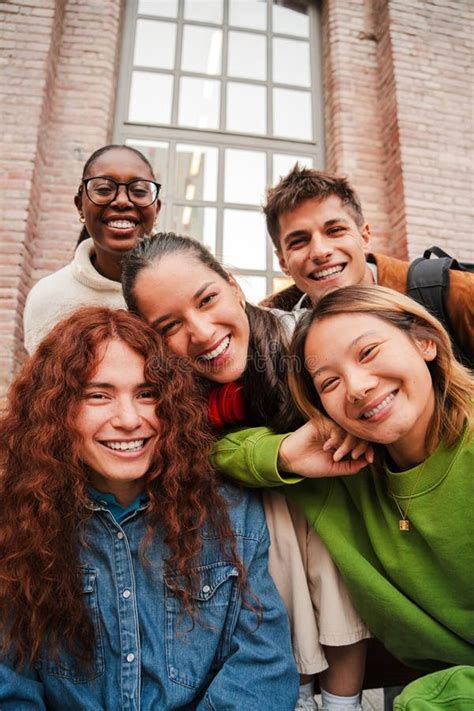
left=117, top=531, right=124, bottom=540
left=202, top=584, right=211, bottom=594
left=126, top=653, right=135, bottom=663
left=123, top=589, right=131, bottom=599
left=169, top=666, right=177, bottom=677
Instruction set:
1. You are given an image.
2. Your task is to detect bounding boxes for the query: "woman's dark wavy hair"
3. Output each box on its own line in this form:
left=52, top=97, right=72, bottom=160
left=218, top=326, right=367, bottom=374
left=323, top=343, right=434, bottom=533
left=122, top=232, right=304, bottom=432
left=0, top=307, right=245, bottom=668
left=75, top=144, right=157, bottom=248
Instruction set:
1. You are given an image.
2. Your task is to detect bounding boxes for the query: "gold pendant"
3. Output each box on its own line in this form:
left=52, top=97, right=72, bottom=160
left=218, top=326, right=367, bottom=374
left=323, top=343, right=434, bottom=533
left=399, top=519, right=410, bottom=531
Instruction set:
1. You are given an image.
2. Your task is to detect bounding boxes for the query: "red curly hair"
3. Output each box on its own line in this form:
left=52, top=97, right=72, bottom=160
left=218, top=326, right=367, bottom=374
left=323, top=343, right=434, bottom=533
left=0, top=307, right=245, bottom=668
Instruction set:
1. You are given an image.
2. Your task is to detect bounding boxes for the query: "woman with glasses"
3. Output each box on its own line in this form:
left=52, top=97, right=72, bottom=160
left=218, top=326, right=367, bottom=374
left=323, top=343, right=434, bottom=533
left=23, top=144, right=161, bottom=353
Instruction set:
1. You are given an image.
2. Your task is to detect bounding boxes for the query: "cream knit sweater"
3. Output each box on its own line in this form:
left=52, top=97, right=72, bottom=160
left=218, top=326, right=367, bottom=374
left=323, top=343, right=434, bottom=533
left=23, top=239, right=126, bottom=354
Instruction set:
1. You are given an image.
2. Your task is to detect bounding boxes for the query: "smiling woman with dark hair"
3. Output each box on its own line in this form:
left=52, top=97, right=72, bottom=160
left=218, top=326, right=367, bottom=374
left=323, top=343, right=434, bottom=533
left=23, top=144, right=161, bottom=354
left=0, top=306, right=298, bottom=710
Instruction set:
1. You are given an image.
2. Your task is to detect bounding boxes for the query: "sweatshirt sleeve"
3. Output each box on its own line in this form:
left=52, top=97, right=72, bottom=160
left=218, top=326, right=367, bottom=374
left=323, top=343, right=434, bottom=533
left=212, top=426, right=304, bottom=487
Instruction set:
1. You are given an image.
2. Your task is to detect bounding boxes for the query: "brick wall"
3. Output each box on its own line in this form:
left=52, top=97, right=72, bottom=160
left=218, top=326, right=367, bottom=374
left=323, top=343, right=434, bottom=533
left=0, top=0, right=472, bottom=399
left=323, top=0, right=473, bottom=260
left=0, top=0, right=123, bottom=400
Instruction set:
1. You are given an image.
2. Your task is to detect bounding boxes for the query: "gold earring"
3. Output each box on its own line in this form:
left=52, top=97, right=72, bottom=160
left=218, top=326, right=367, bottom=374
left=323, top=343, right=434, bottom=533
left=79, top=215, right=85, bottom=224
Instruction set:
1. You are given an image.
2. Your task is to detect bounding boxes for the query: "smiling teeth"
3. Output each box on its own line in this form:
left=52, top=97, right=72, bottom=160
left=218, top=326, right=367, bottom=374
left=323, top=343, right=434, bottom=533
left=314, top=265, right=344, bottom=281
left=362, top=393, right=395, bottom=419
left=108, top=220, right=136, bottom=229
left=200, top=336, right=230, bottom=361
left=104, top=439, right=145, bottom=451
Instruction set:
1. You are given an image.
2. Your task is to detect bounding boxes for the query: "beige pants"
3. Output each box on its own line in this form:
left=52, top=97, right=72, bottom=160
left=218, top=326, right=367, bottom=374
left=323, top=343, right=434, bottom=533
left=263, top=490, right=370, bottom=675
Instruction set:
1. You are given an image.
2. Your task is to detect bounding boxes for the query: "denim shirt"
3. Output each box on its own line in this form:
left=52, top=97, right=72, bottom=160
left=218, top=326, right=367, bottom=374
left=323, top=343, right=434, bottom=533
left=0, top=484, right=298, bottom=710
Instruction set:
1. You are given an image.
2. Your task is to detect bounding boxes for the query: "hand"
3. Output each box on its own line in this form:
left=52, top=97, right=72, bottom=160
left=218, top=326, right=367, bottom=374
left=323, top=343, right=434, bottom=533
left=277, top=418, right=373, bottom=479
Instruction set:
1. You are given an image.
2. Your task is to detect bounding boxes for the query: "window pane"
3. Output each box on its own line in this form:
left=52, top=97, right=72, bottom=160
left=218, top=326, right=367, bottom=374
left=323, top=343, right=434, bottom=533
left=229, top=0, right=267, bottom=30
left=129, top=71, right=173, bottom=124
left=273, top=3, right=309, bottom=37
left=235, top=275, right=267, bottom=305
left=138, top=0, right=177, bottom=18
left=273, top=38, right=310, bottom=87
left=273, top=153, right=313, bottom=182
left=125, top=139, right=169, bottom=186
left=181, top=26, right=222, bottom=75
left=178, top=77, right=220, bottom=129
left=224, top=149, right=266, bottom=205
left=171, top=206, right=217, bottom=252
left=175, top=144, right=218, bottom=202
left=134, top=20, right=176, bottom=70
left=184, top=0, right=223, bottom=24
left=273, top=88, right=312, bottom=140
left=222, top=209, right=266, bottom=270
left=272, top=251, right=282, bottom=271
left=228, top=31, right=266, bottom=81
left=272, top=276, right=293, bottom=293
left=226, top=82, right=266, bottom=135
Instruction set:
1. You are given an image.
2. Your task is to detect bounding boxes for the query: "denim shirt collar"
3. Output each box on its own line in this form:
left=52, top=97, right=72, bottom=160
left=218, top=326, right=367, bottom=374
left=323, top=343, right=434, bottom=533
left=88, top=486, right=148, bottom=524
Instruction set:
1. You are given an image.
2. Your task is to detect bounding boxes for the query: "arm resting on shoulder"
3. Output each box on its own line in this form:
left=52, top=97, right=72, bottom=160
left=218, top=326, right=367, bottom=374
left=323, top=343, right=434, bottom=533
left=212, top=426, right=302, bottom=487
left=213, top=423, right=370, bottom=487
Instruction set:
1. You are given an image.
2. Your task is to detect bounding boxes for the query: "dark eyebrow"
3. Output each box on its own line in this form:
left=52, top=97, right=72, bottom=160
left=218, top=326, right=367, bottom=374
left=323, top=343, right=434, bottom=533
left=324, top=217, right=349, bottom=228
left=311, top=330, right=380, bottom=379
left=149, top=281, right=216, bottom=329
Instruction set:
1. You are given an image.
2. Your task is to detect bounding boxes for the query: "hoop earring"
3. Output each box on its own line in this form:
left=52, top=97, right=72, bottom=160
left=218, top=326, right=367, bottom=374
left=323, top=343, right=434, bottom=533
left=79, top=215, right=85, bottom=224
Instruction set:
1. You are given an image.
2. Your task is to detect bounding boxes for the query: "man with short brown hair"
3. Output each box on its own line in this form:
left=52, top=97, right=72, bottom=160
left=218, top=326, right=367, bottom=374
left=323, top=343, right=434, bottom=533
left=262, top=164, right=473, bottom=362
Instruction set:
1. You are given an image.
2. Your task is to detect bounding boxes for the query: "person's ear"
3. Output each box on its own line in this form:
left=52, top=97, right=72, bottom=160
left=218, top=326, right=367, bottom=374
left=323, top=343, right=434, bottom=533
left=276, top=249, right=291, bottom=277
left=360, top=223, right=371, bottom=253
left=415, top=337, right=437, bottom=362
left=74, top=192, right=84, bottom=221
left=228, top=275, right=246, bottom=308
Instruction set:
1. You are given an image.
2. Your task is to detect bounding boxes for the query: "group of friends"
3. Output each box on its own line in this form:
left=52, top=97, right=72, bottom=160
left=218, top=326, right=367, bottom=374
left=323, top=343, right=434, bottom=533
left=1, top=144, right=473, bottom=710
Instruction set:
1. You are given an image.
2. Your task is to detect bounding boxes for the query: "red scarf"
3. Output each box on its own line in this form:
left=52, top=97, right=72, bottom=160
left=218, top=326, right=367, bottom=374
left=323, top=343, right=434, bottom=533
left=208, top=382, right=246, bottom=428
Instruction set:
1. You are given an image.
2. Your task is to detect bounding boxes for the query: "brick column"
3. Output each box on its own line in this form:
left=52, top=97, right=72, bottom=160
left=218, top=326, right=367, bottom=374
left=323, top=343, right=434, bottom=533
left=0, top=0, right=124, bottom=401
left=0, top=0, right=66, bottom=400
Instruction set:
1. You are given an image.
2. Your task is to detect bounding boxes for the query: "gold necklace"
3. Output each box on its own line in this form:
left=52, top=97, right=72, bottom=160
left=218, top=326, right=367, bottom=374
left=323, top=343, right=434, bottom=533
left=389, top=461, right=425, bottom=532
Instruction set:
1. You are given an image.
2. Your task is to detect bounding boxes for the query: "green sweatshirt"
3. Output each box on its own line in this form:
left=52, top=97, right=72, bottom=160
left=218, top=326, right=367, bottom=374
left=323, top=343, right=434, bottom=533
left=213, top=426, right=474, bottom=671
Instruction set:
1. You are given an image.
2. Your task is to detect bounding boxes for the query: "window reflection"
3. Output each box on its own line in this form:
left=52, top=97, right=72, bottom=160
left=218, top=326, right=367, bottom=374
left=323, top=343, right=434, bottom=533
left=273, top=87, right=312, bottom=140
left=134, top=19, right=176, bottom=69
left=178, top=77, right=220, bottom=129
left=235, top=275, right=267, bottom=305
left=272, top=275, right=294, bottom=294
left=184, top=0, right=223, bottom=24
left=224, top=149, right=266, bottom=205
left=138, top=0, right=177, bottom=18
left=229, top=0, right=267, bottom=30
left=175, top=144, right=218, bottom=202
left=273, top=38, right=310, bottom=87
left=273, top=2, right=309, bottom=37
left=222, top=209, right=266, bottom=269
left=129, top=71, right=173, bottom=124
left=228, top=31, right=266, bottom=81
left=172, top=206, right=217, bottom=252
left=226, top=82, right=266, bottom=134
left=181, top=26, right=222, bottom=75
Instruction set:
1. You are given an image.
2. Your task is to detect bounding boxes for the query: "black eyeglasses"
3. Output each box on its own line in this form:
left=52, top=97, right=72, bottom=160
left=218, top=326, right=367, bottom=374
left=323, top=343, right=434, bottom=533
left=82, top=177, right=161, bottom=207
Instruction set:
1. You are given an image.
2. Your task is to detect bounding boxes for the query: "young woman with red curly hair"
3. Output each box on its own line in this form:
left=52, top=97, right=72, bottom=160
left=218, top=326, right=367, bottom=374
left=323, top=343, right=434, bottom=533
left=0, top=307, right=298, bottom=710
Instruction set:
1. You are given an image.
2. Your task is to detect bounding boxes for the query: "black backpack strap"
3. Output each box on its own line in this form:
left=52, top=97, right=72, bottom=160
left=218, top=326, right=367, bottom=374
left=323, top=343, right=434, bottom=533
left=407, top=249, right=471, bottom=367
left=407, top=254, right=453, bottom=331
